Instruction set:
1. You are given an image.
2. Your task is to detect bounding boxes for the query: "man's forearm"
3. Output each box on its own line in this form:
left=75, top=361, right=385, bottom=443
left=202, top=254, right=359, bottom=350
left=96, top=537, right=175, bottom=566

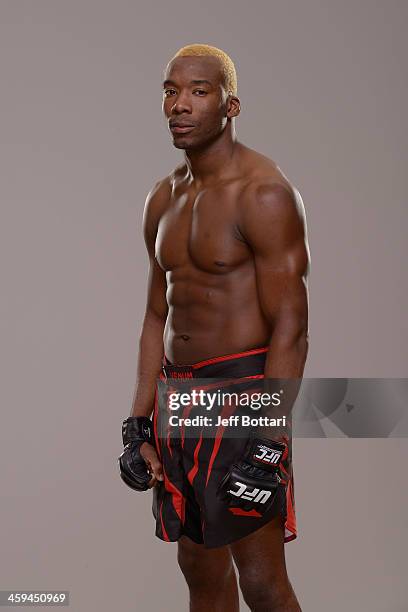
left=259, top=332, right=308, bottom=439
left=130, top=311, right=166, bottom=418
left=264, top=332, right=308, bottom=379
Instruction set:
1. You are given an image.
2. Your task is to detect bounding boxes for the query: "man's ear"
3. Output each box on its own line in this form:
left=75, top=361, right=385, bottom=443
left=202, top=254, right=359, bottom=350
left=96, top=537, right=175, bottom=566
left=227, top=95, right=241, bottom=119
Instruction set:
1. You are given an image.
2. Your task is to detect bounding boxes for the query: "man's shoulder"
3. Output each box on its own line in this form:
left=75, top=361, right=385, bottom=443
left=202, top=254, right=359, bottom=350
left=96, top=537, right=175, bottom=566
left=142, top=165, right=188, bottom=241
left=142, top=175, right=171, bottom=241
left=144, top=164, right=187, bottom=215
left=144, top=175, right=171, bottom=212
left=238, top=148, right=301, bottom=216
left=235, top=146, right=306, bottom=237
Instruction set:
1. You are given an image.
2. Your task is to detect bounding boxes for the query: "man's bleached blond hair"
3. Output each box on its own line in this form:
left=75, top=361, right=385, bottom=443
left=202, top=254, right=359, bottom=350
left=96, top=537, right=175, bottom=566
left=172, top=44, right=237, bottom=96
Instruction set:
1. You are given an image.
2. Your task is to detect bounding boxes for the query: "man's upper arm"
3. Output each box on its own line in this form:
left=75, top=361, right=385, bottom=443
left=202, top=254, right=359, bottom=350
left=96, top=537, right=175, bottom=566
left=142, top=179, right=170, bottom=320
left=241, top=182, right=310, bottom=342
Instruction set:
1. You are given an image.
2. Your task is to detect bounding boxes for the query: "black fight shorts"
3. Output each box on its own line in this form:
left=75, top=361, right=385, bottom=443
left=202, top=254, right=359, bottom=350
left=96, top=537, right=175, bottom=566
left=152, top=347, right=297, bottom=548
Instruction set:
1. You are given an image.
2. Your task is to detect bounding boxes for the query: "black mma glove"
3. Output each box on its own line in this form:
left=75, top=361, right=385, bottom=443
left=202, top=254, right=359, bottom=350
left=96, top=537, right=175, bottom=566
left=118, top=416, right=155, bottom=491
left=217, top=438, right=286, bottom=514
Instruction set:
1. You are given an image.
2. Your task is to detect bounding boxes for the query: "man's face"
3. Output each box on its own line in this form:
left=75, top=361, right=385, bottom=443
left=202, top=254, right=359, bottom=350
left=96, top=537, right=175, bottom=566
left=162, top=56, right=231, bottom=150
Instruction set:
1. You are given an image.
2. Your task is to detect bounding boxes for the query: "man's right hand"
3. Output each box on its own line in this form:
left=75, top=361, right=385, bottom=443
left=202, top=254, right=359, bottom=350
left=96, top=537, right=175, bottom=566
left=118, top=416, right=163, bottom=491
left=139, top=441, right=163, bottom=487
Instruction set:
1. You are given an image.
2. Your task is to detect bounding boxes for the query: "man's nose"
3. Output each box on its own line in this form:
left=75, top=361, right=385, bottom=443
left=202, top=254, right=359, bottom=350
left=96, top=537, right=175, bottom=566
left=171, top=93, right=192, bottom=114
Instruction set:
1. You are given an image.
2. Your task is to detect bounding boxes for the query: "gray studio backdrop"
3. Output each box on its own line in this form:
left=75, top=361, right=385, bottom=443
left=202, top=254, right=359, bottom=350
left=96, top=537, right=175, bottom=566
left=1, top=1, right=407, bottom=611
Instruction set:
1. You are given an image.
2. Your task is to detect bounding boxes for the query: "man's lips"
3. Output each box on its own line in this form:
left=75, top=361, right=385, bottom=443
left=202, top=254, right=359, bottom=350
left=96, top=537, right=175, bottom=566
left=169, top=124, right=195, bottom=134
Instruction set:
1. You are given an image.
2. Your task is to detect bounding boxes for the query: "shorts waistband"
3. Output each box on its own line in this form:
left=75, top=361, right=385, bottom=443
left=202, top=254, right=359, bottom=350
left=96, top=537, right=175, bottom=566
left=162, top=347, right=268, bottom=379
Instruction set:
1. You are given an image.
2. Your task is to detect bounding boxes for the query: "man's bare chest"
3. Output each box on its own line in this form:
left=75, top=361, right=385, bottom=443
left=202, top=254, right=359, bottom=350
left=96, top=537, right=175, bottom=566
left=155, top=188, right=250, bottom=273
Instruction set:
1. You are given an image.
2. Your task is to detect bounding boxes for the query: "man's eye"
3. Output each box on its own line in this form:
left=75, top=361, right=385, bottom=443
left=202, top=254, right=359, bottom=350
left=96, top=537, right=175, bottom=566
left=193, top=90, right=207, bottom=96
left=164, top=89, right=176, bottom=97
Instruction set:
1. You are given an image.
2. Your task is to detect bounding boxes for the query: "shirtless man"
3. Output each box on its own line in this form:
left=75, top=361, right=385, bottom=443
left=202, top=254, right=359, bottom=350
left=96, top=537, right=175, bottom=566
left=119, top=44, right=309, bottom=611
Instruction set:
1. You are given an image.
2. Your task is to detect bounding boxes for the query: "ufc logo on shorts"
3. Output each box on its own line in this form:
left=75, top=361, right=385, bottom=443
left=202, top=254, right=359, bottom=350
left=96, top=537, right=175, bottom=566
left=253, top=445, right=282, bottom=465
left=228, top=481, right=272, bottom=504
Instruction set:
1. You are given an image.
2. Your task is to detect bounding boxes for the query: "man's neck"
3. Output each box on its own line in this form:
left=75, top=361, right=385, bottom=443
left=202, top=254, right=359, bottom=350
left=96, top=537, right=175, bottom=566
left=183, top=128, right=241, bottom=188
